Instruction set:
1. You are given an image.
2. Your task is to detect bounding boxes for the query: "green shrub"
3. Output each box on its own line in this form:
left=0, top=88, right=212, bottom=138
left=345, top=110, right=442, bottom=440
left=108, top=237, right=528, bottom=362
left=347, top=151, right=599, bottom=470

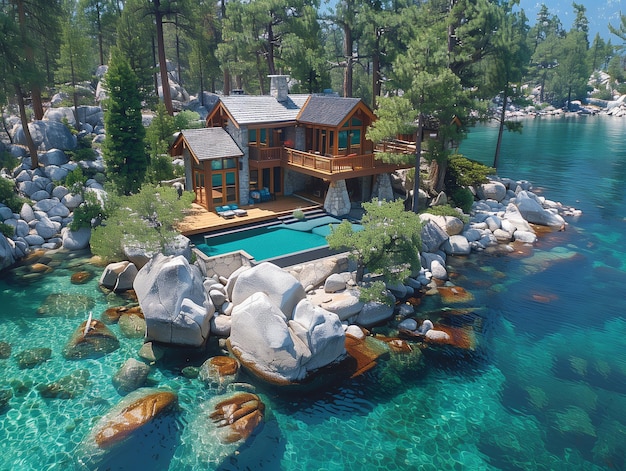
left=0, top=222, right=14, bottom=237
left=64, top=167, right=87, bottom=193
left=147, top=154, right=179, bottom=184
left=359, top=280, right=394, bottom=306
left=0, top=151, right=19, bottom=172
left=70, top=191, right=108, bottom=230
left=450, top=187, right=475, bottom=214
left=292, top=208, right=305, bottom=220
left=67, top=147, right=97, bottom=162
left=174, top=110, right=202, bottom=130
left=446, top=154, right=494, bottom=188
left=0, top=177, right=27, bottom=212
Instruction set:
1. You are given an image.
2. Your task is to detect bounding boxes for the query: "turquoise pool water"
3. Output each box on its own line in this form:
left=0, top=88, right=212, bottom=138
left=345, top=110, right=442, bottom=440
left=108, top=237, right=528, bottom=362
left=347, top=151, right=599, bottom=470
left=194, top=224, right=329, bottom=261
left=1, top=115, right=625, bottom=470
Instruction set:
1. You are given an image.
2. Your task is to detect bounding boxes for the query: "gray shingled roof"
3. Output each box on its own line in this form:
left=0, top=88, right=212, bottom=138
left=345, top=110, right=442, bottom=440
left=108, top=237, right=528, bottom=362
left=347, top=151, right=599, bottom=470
left=219, top=94, right=310, bottom=125
left=297, top=96, right=363, bottom=127
left=180, top=128, right=243, bottom=161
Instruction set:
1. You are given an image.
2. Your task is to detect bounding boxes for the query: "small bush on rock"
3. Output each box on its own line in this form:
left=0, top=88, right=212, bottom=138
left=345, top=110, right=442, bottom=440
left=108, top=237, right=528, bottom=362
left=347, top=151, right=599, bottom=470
left=0, top=177, right=27, bottom=212
left=0, top=222, right=14, bottom=237
left=359, top=280, right=393, bottom=306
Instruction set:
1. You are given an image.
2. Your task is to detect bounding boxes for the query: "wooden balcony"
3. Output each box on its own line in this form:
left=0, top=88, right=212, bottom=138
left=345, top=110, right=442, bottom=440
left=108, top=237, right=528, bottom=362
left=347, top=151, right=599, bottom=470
left=282, top=148, right=411, bottom=181
left=249, top=145, right=284, bottom=162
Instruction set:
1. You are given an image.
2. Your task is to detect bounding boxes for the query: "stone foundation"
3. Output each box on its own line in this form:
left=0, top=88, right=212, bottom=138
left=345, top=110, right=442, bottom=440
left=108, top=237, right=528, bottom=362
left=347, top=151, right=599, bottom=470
left=371, top=173, right=394, bottom=201
left=194, top=248, right=253, bottom=279
left=324, top=180, right=351, bottom=216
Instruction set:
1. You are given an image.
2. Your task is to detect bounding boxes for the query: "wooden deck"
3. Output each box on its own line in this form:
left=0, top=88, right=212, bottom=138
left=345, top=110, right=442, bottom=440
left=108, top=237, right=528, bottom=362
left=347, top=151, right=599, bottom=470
left=176, top=195, right=322, bottom=236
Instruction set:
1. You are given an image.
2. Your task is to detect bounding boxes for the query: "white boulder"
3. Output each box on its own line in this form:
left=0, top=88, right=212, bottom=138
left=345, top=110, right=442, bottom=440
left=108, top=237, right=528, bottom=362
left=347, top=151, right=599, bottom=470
left=134, top=254, right=210, bottom=347
left=231, top=262, right=305, bottom=319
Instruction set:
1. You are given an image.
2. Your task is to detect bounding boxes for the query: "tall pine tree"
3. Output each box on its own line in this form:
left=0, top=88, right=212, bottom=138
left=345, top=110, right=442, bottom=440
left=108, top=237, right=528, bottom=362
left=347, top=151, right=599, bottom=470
left=103, top=49, right=148, bottom=195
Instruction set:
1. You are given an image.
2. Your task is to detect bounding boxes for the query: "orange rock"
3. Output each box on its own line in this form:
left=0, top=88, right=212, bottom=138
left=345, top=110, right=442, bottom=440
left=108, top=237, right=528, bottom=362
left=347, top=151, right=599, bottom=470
left=94, top=390, right=178, bottom=449
left=437, top=286, right=475, bottom=304
left=345, top=334, right=388, bottom=378
left=63, top=319, right=120, bottom=359
left=425, top=324, right=477, bottom=351
left=30, top=263, right=52, bottom=273
left=71, top=271, right=93, bottom=284
left=531, top=293, right=558, bottom=303
left=102, top=305, right=143, bottom=324
left=209, top=392, right=265, bottom=444
left=209, top=356, right=239, bottom=377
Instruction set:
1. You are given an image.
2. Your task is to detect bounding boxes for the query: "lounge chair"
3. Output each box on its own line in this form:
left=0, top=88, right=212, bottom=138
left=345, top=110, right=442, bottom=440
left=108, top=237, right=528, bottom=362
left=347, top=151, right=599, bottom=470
left=216, top=206, right=236, bottom=219
left=229, top=204, right=248, bottom=217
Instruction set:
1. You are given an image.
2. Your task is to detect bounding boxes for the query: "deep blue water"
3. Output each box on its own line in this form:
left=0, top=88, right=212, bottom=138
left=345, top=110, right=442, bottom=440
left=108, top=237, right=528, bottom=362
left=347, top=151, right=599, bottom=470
left=1, top=115, right=625, bottom=470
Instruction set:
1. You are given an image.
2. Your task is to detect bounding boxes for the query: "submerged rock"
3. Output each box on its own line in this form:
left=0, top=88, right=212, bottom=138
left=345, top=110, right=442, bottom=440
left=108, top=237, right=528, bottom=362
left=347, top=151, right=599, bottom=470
left=83, top=388, right=178, bottom=451
left=199, top=356, right=239, bottom=391
left=0, top=341, right=11, bottom=359
left=0, top=388, right=12, bottom=411
left=37, top=293, right=96, bottom=317
left=15, top=347, right=52, bottom=369
left=112, top=358, right=151, bottom=395
left=209, top=392, right=265, bottom=444
left=38, top=369, right=90, bottom=399
left=63, top=318, right=120, bottom=360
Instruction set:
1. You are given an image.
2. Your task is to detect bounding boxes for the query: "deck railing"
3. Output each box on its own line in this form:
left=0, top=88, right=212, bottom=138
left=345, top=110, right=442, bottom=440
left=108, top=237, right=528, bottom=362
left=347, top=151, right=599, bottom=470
left=283, top=148, right=376, bottom=174
left=374, top=139, right=416, bottom=155
left=249, top=145, right=284, bottom=161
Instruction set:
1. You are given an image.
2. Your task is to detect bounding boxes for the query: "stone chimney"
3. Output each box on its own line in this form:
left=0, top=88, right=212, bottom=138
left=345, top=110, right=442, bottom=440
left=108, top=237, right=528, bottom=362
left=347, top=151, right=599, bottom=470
left=269, top=75, right=289, bottom=103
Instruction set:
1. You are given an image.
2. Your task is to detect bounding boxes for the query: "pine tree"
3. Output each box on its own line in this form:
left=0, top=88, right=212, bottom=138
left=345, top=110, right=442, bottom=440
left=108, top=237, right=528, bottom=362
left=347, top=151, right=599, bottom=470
left=103, top=49, right=148, bottom=195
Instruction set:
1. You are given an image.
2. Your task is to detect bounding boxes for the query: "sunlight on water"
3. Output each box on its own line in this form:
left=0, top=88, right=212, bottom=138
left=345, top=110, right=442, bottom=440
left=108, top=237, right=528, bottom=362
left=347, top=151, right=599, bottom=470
left=0, top=115, right=625, bottom=470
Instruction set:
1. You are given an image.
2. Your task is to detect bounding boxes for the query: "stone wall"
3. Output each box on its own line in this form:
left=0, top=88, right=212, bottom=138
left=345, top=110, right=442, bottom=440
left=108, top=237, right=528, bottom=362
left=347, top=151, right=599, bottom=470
left=323, top=180, right=351, bottom=216
left=194, top=248, right=253, bottom=279
left=226, top=122, right=250, bottom=205
left=283, top=168, right=310, bottom=196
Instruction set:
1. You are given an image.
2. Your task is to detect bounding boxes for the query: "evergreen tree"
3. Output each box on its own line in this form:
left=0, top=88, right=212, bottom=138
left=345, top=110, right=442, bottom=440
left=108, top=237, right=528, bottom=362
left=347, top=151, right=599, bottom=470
left=58, top=0, right=96, bottom=130
left=186, top=0, right=221, bottom=98
left=327, top=199, right=422, bottom=283
left=115, top=0, right=156, bottom=107
left=479, top=6, right=530, bottom=168
left=368, top=1, right=469, bottom=210
left=78, top=0, right=120, bottom=66
left=103, top=49, right=148, bottom=195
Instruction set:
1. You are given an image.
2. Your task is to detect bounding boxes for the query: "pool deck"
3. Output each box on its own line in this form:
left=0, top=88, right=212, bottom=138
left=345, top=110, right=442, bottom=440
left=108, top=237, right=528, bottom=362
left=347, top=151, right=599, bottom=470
left=176, top=195, right=323, bottom=236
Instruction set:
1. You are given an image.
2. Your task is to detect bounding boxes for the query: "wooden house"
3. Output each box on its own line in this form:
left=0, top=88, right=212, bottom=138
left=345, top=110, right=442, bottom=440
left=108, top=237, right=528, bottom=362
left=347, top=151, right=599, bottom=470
left=172, top=75, right=412, bottom=214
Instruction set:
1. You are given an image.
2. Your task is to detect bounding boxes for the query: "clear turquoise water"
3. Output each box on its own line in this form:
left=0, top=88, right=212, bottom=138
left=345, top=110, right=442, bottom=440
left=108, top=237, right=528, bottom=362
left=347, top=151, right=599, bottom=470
left=193, top=225, right=328, bottom=261
left=1, top=115, right=625, bottom=470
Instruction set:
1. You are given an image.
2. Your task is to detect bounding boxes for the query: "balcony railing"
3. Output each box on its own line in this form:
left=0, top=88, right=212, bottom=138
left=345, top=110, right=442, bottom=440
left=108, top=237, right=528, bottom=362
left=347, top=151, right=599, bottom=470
left=374, top=139, right=416, bottom=155
left=249, top=145, right=284, bottom=161
left=283, top=148, right=378, bottom=174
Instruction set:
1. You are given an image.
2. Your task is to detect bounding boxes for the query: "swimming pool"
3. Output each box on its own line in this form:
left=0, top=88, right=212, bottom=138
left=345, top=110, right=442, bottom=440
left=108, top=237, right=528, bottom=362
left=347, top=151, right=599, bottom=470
left=194, top=224, right=328, bottom=261
left=193, top=217, right=362, bottom=262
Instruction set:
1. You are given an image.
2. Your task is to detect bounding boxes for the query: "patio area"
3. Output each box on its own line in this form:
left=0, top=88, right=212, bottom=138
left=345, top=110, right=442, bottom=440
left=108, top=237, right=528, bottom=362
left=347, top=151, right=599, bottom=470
left=176, top=195, right=322, bottom=236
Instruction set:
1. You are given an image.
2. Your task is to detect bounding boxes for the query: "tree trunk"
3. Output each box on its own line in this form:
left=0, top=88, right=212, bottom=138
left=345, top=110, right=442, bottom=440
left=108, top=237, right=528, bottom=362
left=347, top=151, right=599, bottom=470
left=198, top=49, right=205, bottom=106
left=566, top=85, right=572, bottom=111
left=96, top=1, right=104, bottom=65
left=223, top=69, right=231, bottom=95
left=154, top=0, right=174, bottom=115
left=70, top=42, right=81, bottom=131
left=343, top=23, right=353, bottom=98
left=493, top=87, right=508, bottom=169
left=540, top=70, right=546, bottom=103
left=372, top=32, right=381, bottom=109
left=15, top=84, right=39, bottom=169
left=267, top=23, right=277, bottom=75
left=16, top=0, right=44, bottom=120
left=412, top=114, right=423, bottom=213
left=256, top=54, right=266, bottom=95
left=152, top=35, right=159, bottom=100
left=175, top=15, right=183, bottom=85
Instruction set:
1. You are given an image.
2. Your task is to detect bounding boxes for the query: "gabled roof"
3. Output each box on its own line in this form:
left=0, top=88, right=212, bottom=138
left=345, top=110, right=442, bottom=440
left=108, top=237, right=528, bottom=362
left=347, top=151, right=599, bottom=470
left=217, top=94, right=310, bottom=126
left=297, top=96, right=369, bottom=127
left=172, top=128, right=243, bottom=161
